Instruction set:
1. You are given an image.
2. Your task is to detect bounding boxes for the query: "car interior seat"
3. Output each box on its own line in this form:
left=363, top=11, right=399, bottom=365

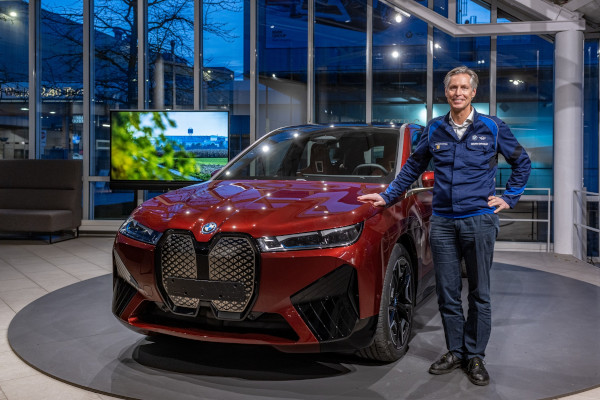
left=376, top=140, right=398, bottom=173
left=300, top=142, right=335, bottom=175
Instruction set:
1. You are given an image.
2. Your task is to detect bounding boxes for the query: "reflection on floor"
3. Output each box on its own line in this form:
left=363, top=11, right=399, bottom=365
left=0, top=236, right=599, bottom=400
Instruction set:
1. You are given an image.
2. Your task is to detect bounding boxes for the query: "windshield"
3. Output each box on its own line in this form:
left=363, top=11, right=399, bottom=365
left=216, top=126, right=400, bottom=183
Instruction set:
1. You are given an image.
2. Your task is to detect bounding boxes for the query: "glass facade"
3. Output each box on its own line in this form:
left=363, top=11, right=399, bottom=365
left=0, top=1, right=29, bottom=159
left=148, top=0, right=195, bottom=110
left=314, top=0, right=366, bottom=124
left=0, top=0, right=597, bottom=249
left=90, top=0, right=140, bottom=219
left=40, top=0, right=83, bottom=160
left=584, top=39, right=599, bottom=256
left=458, top=0, right=490, bottom=24
left=203, top=0, right=249, bottom=156
left=496, top=35, right=554, bottom=189
left=584, top=40, right=599, bottom=194
left=372, top=2, right=427, bottom=125
left=258, top=0, right=307, bottom=136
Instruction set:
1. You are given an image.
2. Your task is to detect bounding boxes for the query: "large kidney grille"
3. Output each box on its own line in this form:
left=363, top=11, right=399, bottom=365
left=208, top=236, right=256, bottom=312
left=160, top=233, right=256, bottom=313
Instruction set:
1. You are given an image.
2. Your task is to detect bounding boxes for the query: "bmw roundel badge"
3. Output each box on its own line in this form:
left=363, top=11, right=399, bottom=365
left=201, top=222, right=218, bottom=234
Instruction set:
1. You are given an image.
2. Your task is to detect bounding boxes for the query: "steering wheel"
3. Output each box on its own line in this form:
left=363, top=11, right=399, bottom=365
left=352, top=163, right=389, bottom=175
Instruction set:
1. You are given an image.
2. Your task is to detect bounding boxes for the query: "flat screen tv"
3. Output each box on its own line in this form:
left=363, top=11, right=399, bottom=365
left=110, top=110, right=229, bottom=190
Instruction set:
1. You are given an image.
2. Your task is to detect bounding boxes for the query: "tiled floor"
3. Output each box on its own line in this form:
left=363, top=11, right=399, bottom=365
left=0, top=236, right=599, bottom=400
left=0, top=236, right=120, bottom=400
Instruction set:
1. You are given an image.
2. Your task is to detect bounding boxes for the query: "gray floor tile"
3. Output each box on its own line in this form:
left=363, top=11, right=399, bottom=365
left=0, top=287, right=48, bottom=313
left=0, top=330, right=7, bottom=353
left=0, top=265, right=27, bottom=281
left=0, top=278, right=40, bottom=293
left=0, top=374, right=103, bottom=400
left=0, top=301, right=15, bottom=331
left=0, top=351, right=39, bottom=383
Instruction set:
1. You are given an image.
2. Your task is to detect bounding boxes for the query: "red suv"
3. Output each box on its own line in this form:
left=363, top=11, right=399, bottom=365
left=112, top=124, right=434, bottom=362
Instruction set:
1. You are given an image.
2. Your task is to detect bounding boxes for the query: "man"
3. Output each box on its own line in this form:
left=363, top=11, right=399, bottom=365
left=358, top=66, right=531, bottom=386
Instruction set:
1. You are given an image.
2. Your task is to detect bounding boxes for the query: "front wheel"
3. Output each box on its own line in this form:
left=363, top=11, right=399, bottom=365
left=358, top=243, right=415, bottom=362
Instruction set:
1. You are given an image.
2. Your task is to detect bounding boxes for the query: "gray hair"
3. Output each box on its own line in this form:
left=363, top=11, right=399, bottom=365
left=444, top=66, right=479, bottom=90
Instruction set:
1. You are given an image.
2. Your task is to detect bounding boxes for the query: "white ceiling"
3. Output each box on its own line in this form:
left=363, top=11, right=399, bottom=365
left=561, top=0, right=600, bottom=30
left=496, top=0, right=600, bottom=34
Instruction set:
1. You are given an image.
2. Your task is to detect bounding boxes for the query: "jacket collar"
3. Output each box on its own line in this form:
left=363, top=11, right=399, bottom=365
left=442, top=108, right=481, bottom=141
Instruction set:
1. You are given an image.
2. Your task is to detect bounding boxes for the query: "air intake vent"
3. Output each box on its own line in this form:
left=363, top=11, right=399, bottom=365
left=112, top=276, right=138, bottom=317
left=291, top=265, right=359, bottom=342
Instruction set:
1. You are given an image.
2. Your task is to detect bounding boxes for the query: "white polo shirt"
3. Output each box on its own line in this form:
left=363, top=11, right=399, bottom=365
left=449, top=107, right=474, bottom=140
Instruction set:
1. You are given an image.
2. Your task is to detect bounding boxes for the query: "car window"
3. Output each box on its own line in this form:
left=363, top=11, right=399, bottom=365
left=409, top=125, right=434, bottom=171
left=410, top=128, right=422, bottom=153
left=218, top=127, right=400, bottom=183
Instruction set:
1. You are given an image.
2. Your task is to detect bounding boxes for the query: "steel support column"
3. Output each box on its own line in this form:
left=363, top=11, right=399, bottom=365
left=250, top=0, right=258, bottom=142
left=366, top=0, right=372, bottom=124
left=553, top=29, right=584, bottom=257
left=82, top=0, right=93, bottom=219
left=28, top=0, right=40, bottom=159
left=307, top=0, right=315, bottom=124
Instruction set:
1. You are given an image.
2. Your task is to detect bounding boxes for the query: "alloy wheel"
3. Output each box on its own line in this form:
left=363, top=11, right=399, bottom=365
left=387, top=256, right=414, bottom=349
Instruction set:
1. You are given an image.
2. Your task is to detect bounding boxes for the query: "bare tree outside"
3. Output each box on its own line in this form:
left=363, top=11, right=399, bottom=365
left=38, top=0, right=242, bottom=107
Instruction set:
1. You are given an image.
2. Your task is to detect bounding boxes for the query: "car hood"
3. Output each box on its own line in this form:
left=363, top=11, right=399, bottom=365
left=132, top=180, right=386, bottom=242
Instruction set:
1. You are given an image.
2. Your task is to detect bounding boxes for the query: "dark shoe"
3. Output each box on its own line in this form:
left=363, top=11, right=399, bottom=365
left=465, top=357, right=490, bottom=386
left=428, top=352, right=462, bottom=375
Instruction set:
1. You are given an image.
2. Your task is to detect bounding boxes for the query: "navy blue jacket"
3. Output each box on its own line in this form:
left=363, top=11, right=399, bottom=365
left=381, top=109, right=531, bottom=218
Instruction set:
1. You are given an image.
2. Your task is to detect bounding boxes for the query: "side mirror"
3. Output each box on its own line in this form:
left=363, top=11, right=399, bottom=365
left=421, top=171, right=434, bottom=188
left=210, top=168, right=222, bottom=178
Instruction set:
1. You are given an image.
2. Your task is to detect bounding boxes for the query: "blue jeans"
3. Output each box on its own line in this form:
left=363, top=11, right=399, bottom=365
left=429, top=213, right=500, bottom=360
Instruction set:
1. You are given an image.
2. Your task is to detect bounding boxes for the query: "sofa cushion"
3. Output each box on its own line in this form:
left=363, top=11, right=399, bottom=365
left=0, top=189, right=78, bottom=210
left=0, top=160, right=81, bottom=190
left=0, top=209, right=73, bottom=233
left=0, top=159, right=83, bottom=232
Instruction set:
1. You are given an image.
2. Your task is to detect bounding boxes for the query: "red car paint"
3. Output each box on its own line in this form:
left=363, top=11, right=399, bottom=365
left=112, top=124, right=434, bottom=355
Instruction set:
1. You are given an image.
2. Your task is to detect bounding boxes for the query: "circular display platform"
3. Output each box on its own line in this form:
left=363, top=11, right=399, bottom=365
left=8, top=263, right=600, bottom=400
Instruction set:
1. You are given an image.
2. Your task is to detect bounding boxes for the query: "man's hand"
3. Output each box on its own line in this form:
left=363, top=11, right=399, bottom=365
left=357, top=193, right=386, bottom=207
left=488, top=195, right=509, bottom=213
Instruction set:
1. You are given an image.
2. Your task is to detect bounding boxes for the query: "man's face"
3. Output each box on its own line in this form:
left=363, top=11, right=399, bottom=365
left=445, top=73, right=476, bottom=114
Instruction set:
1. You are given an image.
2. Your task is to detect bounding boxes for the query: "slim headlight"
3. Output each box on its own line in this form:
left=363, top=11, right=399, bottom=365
left=119, top=216, right=162, bottom=245
left=257, top=222, right=363, bottom=252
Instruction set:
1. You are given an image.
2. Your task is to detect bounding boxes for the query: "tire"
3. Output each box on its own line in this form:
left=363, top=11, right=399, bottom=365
left=358, top=243, right=415, bottom=362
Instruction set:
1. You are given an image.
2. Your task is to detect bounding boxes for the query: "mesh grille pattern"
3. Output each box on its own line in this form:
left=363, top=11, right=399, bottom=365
left=160, top=233, right=199, bottom=308
left=209, top=236, right=256, bottom=312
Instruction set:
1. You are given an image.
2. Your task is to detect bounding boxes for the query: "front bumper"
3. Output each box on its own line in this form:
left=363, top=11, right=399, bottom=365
left=112, top=229, right=382, bottom=353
